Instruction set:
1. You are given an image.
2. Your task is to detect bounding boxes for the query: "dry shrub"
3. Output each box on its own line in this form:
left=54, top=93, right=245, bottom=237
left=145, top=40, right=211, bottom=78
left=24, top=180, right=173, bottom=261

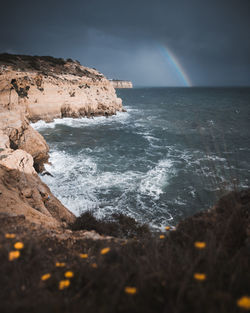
left=70, top=212, right=151, bottom=238
left=0, top=189, right=249, bottom=313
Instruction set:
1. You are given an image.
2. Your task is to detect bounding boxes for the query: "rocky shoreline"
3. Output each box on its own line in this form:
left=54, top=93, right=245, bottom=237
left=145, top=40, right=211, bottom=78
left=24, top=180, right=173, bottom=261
left=0, top=53, right=124, bottom=229
left=0, top=53, right=249, bottom=313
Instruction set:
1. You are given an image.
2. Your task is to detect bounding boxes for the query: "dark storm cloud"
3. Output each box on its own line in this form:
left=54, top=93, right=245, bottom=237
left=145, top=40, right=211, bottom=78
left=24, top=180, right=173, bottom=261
left=1, top=0, right=250, bottom=86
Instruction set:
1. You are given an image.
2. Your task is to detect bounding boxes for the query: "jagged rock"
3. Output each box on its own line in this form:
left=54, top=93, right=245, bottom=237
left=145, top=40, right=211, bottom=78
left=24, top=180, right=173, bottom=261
left=0, top=110, right=49, bottom=172
left=0, top=149, right=35, bottom=174
left=41, top=171, right=54, bottom=177
left=0, top=152, right=75, bottom=227
left=17, top=123, right=49, bottom=172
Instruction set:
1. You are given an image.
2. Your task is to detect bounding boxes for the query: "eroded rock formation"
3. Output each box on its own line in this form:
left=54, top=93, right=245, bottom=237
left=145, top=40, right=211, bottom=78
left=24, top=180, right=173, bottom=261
left=0, top=107, right=75, bottom=227
left=0, top=110, right=49, bottom=172
left=0, top=53, right=123, bottom=122
left=0, top=150, right=75, bottom=228
left=0, top=53, right=125, bottom=228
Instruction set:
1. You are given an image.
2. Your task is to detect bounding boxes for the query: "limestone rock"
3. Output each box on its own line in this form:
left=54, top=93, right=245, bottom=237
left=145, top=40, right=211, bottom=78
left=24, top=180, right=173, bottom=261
left=0, top=109, right=49, bottom=172
left=0, top=53, right=127, bottom=230
left=0, top=154, right=75, bottom=227
left=109, top=80, right=133, bottom=88
left=0, top=53, right=123, bottom=122
left=0, top=149, right=35, bottom=175
left=0, top=130, right=9, bottom=150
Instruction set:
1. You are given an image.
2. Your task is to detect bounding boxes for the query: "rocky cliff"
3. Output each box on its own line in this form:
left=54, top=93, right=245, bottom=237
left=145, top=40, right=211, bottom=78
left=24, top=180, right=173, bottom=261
left=109, top=80, right=133, bottom=88
left=0, top=53, right=125, bottom=228
left=0, top=54, right=123, bottom=122
left=0, top=106, right=75, bottom=227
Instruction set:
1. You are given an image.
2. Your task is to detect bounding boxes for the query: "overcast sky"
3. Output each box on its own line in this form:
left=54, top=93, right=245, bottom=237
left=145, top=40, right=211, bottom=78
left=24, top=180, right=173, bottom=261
left=1, top=0, right=250, bottom=86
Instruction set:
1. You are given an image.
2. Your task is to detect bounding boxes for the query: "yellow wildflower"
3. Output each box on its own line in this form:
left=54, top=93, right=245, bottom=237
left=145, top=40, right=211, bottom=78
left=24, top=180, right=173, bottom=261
left=64, top=271, right=74, bottom=278
left=55, top=262, right=66, bottom=267
left=100, top=247, right=110, bottom=255
left=9, top=250, right=20, bottom=261
left=124, top=286, right=137, bottom=295
left=59, top=279, right=70, bottom=290
left=159, top=234, right=165, bottom=239
left=165, top=226, right=170, bottom=231
left=5, top=233, right=16, bottom=239
left=194, top=273, right=206, bottom=281
left=79, top=253, right=88, bottom=259
left=237, top=296, right=250, bottom=310
left=91, top=263, right=98, bottom=268
left=14, top=242, right=24, bottom=250
left=41, top=273, right=51, bottom=281
left=194, top=241, right=206, bottom=249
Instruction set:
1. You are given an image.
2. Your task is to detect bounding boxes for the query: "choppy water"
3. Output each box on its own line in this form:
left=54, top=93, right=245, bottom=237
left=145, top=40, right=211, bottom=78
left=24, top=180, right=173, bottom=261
left=32, top=87, right=250, bottom=229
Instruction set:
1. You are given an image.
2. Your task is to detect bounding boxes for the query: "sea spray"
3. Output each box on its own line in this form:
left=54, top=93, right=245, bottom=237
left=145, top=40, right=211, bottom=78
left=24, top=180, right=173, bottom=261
left=34, top=87, right=250, bottom=229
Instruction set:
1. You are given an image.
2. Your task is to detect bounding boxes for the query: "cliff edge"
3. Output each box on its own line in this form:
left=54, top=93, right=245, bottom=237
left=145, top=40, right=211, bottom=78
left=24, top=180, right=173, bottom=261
left=110, top=79, right=133, bottom=88
left=0, top=53, right=125, bottom=228
left=0, top=53, right=123, bottom=122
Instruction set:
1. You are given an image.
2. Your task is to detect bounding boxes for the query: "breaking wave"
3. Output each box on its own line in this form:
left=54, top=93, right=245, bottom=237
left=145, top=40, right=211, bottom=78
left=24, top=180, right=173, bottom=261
left=32, top=87, right=250, bottom=228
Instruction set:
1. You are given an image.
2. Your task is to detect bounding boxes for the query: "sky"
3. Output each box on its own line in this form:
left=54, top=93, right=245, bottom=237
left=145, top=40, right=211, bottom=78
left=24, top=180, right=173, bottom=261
left=0, top=0, right=250, bottom=86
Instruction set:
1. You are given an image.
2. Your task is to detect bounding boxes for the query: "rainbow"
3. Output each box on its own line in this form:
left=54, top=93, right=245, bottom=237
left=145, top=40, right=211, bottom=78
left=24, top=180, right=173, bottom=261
left=159, top=46, right=192, bottom=87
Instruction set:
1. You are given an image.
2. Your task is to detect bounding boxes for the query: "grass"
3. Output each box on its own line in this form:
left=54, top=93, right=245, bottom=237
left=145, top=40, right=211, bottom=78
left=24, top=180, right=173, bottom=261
left=0, top=189, right=249, bottom=313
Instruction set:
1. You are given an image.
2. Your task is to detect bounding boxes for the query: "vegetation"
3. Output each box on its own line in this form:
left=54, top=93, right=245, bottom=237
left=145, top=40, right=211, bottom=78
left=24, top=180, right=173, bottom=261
left=0, top=53, right=103, bottom=80
left=70, top=212, right=151, bottom=238
left=0, top=189, right=249, bottom=313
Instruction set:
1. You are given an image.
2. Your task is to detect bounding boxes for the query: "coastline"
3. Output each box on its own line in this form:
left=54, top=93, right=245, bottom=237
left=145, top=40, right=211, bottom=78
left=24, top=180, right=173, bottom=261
left=0, top=53, right=123, bottom=228
left=0, top=54, right=249, bottom=312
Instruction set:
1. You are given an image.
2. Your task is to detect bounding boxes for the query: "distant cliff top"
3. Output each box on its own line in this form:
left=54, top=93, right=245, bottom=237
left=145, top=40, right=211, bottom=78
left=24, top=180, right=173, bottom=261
left=109, top=79, right=133, bottom=88
left=0, top=53, right=104, bottom=80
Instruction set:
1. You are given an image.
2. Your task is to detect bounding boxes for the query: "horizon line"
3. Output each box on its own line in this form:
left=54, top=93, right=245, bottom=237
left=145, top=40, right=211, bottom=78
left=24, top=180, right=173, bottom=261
left=132, top=85, right=250, bottom=88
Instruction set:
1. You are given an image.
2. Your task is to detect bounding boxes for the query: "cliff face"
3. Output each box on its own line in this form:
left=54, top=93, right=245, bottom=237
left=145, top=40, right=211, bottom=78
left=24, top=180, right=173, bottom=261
left=0, top=110, right=49, bottom=172
left=0, top=103, right=75, bottom=227
left=0, top=54, right=123, bottom=122
left=0, top=151, right=75, bottom=228
left=0, top=53, right=125, bottom=228
left=110, top=80, right=133, bottom=89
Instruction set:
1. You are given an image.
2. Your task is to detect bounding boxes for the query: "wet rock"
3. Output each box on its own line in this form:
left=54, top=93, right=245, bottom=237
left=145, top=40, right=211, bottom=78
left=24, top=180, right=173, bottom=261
left=41, top=171, right=54, bottom=177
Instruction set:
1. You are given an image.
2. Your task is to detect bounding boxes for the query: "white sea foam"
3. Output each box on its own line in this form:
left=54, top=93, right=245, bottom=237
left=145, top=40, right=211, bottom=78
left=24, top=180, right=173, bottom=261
left=31, top=87, right=249, bottom=230
left=41, top=149, right=140, bottom=215
left=31, top=110, right=130, bottom=130
left=40, top=137, right=241, bottom=228
left=40, top=147, right=175, bottom=228
left=139, top=159, right=174, bottom=200
left=41, top=150, right=99, bottom=215
left=135, top=130, right=161, bottom=148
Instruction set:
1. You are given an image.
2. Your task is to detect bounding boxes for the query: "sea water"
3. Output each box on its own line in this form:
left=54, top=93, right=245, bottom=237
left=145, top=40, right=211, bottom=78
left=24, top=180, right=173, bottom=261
left=32, top=87, right=250, bottom=229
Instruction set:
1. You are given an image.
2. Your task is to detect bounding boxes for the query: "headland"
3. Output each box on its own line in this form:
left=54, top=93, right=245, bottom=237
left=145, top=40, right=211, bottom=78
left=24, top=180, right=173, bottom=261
left=0, top=53, right=123, bottom=228
left=109, top=79, right=133, bottom=88
left=0, top=53, right=249, bottom=313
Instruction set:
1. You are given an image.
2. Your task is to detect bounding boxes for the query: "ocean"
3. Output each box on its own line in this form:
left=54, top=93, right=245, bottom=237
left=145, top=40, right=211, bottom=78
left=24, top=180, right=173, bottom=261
left=32, top=87, right=250, bottom=229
